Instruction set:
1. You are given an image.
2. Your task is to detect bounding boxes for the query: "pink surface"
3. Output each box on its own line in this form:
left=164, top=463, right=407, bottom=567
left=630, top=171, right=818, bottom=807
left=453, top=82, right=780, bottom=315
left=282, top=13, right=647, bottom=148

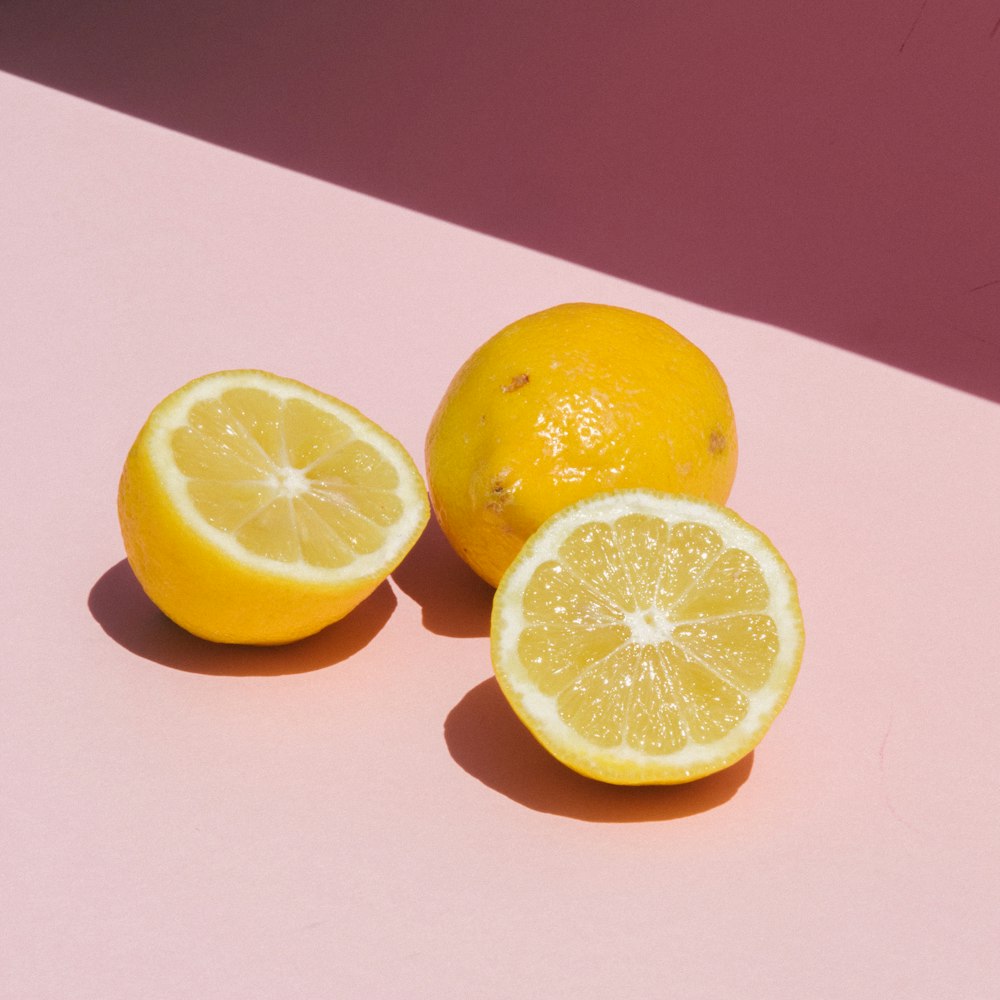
left=3, top=72, right=1000, bottom=998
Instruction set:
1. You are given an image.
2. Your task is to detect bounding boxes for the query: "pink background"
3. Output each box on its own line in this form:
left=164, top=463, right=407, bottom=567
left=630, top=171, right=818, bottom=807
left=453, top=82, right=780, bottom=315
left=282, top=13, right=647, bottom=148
left=2, top=6, right=1000, bottom=997
left=2, top=1, right=998, bottom=401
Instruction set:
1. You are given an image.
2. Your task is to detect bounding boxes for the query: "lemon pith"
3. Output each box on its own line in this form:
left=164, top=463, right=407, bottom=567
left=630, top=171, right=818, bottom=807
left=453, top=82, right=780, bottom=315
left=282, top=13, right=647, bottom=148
left=491, top=490, right=804, bottom=784
left=426, top=303, right=738, bottom=587
left=118, top=370, right=429, bottom=645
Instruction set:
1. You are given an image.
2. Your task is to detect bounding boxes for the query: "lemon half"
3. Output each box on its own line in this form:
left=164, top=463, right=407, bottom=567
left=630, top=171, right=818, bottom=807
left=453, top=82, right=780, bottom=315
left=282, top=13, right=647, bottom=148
left=118, top=370, right=429, bottom=644
left=491, top=490, right=804, bottom=784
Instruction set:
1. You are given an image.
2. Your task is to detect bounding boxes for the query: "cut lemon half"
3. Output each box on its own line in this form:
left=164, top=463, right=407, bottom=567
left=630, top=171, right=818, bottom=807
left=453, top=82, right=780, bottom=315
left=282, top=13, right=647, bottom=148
left=491, top=490, right=804, bottom=784
left=118, top=370, right=429, bottom=645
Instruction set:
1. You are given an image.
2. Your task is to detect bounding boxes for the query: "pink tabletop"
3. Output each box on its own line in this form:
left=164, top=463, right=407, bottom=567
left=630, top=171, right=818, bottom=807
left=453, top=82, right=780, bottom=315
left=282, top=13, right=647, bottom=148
left=2, top=59, right=999, bottom=1000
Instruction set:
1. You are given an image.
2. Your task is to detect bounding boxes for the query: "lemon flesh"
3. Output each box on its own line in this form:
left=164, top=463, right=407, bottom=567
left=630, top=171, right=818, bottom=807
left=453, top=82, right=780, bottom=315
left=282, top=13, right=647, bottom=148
left=118, top=370, right=429, bottom=644
left=491, top=490, right=804, bottom=784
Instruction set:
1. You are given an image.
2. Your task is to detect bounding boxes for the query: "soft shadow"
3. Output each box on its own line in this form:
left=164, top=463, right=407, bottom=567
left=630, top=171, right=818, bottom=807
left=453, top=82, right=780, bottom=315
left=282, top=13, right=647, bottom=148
left=89, top=559, right=396, bottom=676
left=392, top=512, right=493, bottom=638
left=1, top=2, right=997, bottom=400
left=445, top=678, right=753, bottom=822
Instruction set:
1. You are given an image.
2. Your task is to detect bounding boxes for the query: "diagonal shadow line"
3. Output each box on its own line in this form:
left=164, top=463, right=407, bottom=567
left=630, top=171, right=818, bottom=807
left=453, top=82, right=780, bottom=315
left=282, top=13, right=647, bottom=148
left=1, top=2, right=998, bottom=402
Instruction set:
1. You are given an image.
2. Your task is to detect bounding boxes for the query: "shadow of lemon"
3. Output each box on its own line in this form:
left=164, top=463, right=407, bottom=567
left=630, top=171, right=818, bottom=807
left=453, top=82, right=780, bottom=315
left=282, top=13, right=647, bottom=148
left=89, top=558, right=396, bottom=676
left=445, top=677, right=754, bottom=822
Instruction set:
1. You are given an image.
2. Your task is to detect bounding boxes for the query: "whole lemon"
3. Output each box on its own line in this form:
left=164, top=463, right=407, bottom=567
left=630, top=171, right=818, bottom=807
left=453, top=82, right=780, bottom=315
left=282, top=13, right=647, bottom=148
left=425, top=303, right=737, bottom=587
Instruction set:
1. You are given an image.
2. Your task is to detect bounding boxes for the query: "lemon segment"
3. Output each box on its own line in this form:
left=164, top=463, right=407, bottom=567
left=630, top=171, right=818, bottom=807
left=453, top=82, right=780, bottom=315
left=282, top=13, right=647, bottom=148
left=118, top=370, right=429, bottom=645
left=491, top=490, right=804, bottom=784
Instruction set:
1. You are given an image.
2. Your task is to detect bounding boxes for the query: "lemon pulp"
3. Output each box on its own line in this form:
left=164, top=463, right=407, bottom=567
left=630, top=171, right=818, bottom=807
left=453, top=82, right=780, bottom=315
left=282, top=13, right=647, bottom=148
left=172, top=385, right=408, bottom=569
left=491, top=490, right=803, bottom=784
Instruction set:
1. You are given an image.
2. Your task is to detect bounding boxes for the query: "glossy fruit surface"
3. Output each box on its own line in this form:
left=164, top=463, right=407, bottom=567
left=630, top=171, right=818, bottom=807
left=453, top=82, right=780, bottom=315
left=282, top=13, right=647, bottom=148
left=426, top=303, right=737, bottom=586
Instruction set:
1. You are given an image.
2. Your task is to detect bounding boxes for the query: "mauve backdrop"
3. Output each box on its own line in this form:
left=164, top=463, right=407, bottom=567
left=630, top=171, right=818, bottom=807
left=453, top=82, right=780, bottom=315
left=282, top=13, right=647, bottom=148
left=1, top=0, right=997, bottom=399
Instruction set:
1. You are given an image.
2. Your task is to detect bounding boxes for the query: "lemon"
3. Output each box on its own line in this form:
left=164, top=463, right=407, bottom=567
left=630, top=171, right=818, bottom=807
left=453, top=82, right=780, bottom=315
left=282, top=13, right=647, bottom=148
left=118, top=370, right=429, bottom=645
left=491, top=490, right=804, bottom=784
left=426, top=303, right=737, bottom=587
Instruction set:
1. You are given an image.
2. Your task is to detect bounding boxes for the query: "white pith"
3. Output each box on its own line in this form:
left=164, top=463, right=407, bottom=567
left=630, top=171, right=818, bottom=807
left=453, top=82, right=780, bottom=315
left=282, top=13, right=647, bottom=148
left=270, top=465, right=311, bottom=499
left=622, top=606, right=674, bottom=645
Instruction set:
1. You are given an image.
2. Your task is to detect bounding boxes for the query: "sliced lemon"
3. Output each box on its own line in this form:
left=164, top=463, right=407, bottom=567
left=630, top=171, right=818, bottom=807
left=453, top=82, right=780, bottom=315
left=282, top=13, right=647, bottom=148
left=491, top=490, right=804, bottom=784
left=118, top=370, right=429, bottom=644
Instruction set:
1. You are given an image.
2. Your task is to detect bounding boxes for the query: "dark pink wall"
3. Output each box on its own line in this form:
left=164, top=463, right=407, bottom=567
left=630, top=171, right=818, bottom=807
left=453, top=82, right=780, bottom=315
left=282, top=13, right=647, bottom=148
left=3, top=1, right=997, bottom=399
